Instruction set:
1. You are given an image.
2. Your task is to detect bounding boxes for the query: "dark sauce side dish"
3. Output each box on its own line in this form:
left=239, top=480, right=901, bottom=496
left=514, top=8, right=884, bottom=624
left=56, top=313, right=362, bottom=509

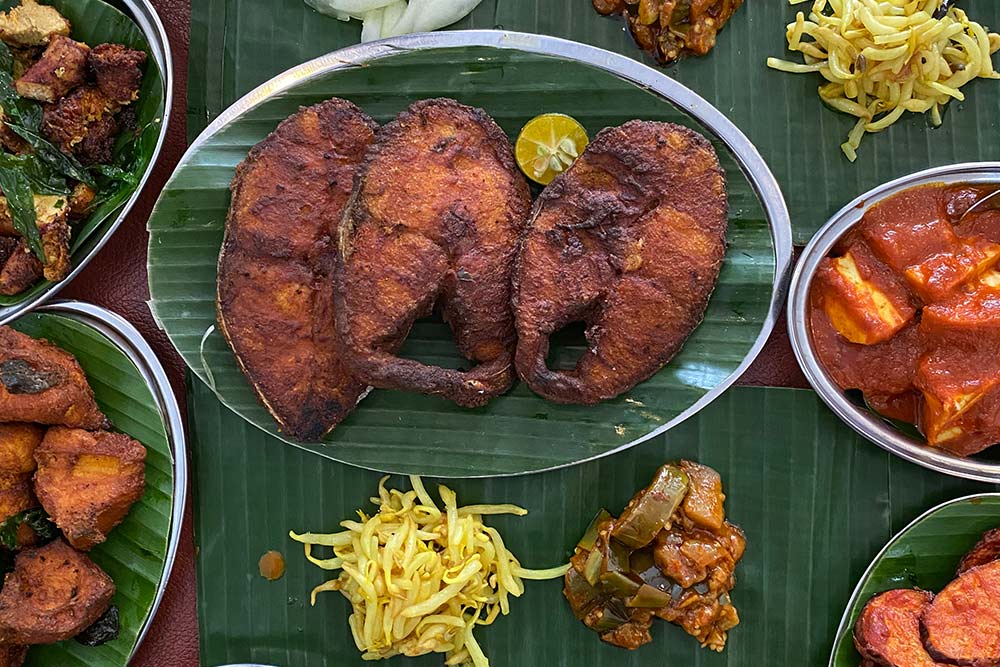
left=809, top=182, right=1000, bottom=457
left=564, top=461, right=745, bottom=652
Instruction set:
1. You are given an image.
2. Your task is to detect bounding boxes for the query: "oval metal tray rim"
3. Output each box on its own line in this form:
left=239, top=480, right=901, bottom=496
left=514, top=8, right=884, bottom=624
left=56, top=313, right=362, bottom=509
left=788, top=161, right=1000, bottom=484
left=827, top=492, right=1000, bottom=667
left=0, top=0, right=174, bottom=327
left=151, top=29, right=793, bottom=479
left=34, top=299, right=187, bottom=662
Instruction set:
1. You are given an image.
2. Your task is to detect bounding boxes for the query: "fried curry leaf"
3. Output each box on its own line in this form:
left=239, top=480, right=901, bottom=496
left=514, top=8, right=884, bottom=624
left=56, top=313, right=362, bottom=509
left=6, top=122, right=95, bottom=187
left=0, top=153, right=69, bottom=195
left=75, top=605, right=120, bottom=647
left=0, top=166, right=43, bottom=262
left=0, top=507, right=58, bottom=550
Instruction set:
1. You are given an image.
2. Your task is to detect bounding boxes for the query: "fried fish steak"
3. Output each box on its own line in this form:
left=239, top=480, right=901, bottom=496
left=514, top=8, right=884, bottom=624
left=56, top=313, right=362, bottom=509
left=958, top=528, right=1000, bottom=576
left=34, top=427, right=145, bottom=551
left=336, top=98, right=531, bottom=407
left=0, top=645, right=26, bottom=667
left=513, top=120, right=728, bottom=404
left=0, top=539, right=114, bottom=645
left=0, top=327, right=108, bottom=429
left=218, top=98, right=376, bottom=441
left=853, top=589, right=942, bottom=667
left=922, top=560, right=1000, bottom=667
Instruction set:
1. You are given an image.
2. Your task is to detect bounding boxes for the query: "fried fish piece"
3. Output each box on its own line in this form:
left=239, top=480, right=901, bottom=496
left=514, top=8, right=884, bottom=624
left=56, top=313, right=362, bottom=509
left=958, top=528, right=1000, bottom=576
left=218, top=98, right=376, bottom=441
left=0, top=423, right=42, bottom=475
left=922, top=560, right=1000, bottom=667
left=0, top=539, right=114, bottom=645
left=88, top=43, right=146, bottom=106
left=0, top=645, right=26, bottom=667
left=514, top=120, right=728, bottom=404
left=0, top=0, right=70, bottom=48
left=0, top=194, right=73, bottom=283
left=0, top=239, right=40, bottom=297
left=336, top=98, right=531, bottom=407
left=15, top=34, right=88, bottom=103
left=0, top=326, right=108, bottom=429
left=852, top=589, right=942, bottom=667
left=35, top=427, right=145, bottom=551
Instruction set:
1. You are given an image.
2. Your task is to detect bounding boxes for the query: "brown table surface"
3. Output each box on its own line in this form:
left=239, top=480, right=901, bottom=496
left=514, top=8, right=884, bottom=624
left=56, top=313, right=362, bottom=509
left=56, top=1, right=808, bottom=664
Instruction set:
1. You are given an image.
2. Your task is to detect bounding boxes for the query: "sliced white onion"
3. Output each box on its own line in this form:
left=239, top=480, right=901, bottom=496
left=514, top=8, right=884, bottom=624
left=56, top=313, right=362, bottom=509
left=377, top=0, right=407, bottom=39
left=305, top=0, right=398, bottom=20
left=383, top=0, right=483, bottom=37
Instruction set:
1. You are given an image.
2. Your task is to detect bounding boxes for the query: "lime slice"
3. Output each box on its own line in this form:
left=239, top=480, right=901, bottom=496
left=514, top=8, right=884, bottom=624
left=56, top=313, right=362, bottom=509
left=515, top=113, right=590, bottom=185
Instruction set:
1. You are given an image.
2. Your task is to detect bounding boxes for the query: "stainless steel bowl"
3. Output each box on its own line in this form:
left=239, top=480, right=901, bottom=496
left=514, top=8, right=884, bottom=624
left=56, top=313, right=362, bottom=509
left=34, top=300, right=187, bottom=660
left=788, top=162, right=1000, bottom=483
left=0, top=0, right=173, bottom=325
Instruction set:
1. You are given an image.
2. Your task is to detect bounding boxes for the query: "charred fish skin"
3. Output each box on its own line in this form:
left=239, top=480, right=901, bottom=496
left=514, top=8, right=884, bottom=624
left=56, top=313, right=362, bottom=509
left=336, top=98, right=531, bottom=408
left=217, top=98, right=376, bottom=441
left=513, top=120, right=728, bottom=405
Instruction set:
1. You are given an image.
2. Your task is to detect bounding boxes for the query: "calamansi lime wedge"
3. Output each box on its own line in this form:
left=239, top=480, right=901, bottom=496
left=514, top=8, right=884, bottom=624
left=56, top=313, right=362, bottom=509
left=515, top=113, right=589, bottom=185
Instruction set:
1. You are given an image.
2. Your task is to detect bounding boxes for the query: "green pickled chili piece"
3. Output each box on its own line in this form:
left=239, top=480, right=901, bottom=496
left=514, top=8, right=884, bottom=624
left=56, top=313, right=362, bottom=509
left=564, top=567, right=602, bottom=620
left=612, top=464, right=690, bottom=548
left=604, top=538, right=631, bottom=574
left=626, top=583, right=673, bottom=608
left=586, top=597, right=630, bottom=633
left=576, top=508, right=612, bottom=552
left=597, top=571, right=641, bottom=597
left=582, top=548, right=604, bottom=586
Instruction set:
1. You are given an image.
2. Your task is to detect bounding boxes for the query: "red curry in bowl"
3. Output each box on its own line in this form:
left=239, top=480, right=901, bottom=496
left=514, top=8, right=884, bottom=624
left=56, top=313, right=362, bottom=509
left=809, top=183, right=1000, bottom=457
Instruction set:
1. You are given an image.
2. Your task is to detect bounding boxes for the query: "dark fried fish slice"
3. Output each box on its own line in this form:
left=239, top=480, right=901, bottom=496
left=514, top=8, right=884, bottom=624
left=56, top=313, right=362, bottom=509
left=0, top=539, right=114, bottom=645
left=958, top=528, right=1000, bottom=576
left=922, top=560, right=1000, bottom=666
left=336, top=98, right=531, bottom=407
left=513, top=120, right=728, bottom=404
left=34, top=427, right=146, bottom=551
left=853, top=589, right=942, bottom=667
left=0, top=645, right=26, bottom=667
left=0, top=327, right=107, bottom=429
left=218, top=98, right=376, bottom=441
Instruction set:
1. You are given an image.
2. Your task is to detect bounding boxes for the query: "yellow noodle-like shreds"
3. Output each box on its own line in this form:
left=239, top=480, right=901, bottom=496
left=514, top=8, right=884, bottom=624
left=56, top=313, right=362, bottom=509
left=767, top=0, right=1000, bottom=161
left=290, top=476, right=569, bottom=667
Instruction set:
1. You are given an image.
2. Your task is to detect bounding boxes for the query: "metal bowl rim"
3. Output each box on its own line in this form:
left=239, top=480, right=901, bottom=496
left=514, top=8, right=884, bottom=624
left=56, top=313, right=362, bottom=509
left=32, top=299, right=187, bottom=661
left=150, top=29, right=793, bottom=478
left=788, top=161, right=1000, bottom=484
left=827, top=492, right=1000, bottom=667
left=0, top=0, right=174, bottom=326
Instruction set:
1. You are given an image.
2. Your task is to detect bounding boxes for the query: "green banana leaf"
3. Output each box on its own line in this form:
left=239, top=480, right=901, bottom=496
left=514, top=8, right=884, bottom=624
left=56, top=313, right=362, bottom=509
left=146, top=42, right=779, bottom=477
left=189, top=0, right=1000, bottom=243
left=830, top=494, right=1000, bottom=667
left=10, top=312, right=175, bottom=667
left=188, top=380, right=999, bottom=666
left=0, top=0, right=166, bottom=306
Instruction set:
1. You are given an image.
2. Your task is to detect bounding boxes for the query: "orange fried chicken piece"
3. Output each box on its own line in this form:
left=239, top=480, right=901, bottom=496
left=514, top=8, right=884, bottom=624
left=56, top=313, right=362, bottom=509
left=336, top=98, right=531, bottom=407
left=0, top=326, right=108, bottom=429
left=514, top=120, right=727, bottom=404
left=0, top=539, right=114, bottom=645
left=34, top=427, right=145, bottom=551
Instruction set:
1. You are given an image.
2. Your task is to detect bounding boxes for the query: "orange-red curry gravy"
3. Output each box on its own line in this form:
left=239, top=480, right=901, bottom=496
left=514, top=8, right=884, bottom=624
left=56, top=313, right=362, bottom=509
left=809, top=183, right=1000, bottom=457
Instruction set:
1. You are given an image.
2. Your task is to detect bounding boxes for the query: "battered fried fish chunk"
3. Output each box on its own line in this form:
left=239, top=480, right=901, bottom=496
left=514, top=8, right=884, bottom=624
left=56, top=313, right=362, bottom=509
left=336, top=98, right=531, bottom=407
left=40, top=85, right=116, bottom=158
left=88, top=43, right=146, bottom=106
left=0, top=238, right=40, bottom=297
left=958, top=528, right=1000, bottom=576
left=514, top=120, right=728, bottom=404
left=34, top=428, right=145, bottom=551
left=853, top=589, right=941, bottom=667
left=0, top=194, right=73, bottom=283
left=0, top=326, right=108, bottom=429
left=0, top=423, right=42, bottom=475
left=218, top=98, right=376, bottom=441
left=15, top=34, right=88, bottom=103
left=0, top=539, right=114, bottom=645
left=922, top=560, right=1000, bottom=666
left=0, top=0, right=70, bottom=48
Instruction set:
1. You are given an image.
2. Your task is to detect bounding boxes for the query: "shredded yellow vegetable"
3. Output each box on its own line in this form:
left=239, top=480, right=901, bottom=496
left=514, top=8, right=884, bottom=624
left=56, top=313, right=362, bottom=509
left=767, top=0, right=1000, bottom=161
left=290, top=476, right=569, bottom=667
